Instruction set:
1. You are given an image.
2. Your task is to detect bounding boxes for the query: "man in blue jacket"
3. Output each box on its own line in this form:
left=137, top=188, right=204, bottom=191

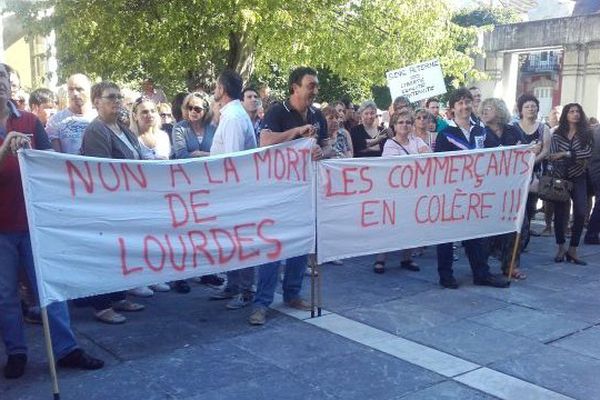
left=435, top=87, right=509, bottom=289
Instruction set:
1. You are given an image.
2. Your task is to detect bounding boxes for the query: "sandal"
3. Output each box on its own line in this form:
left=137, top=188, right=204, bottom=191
left=112, top=299, right=145, bottom=312
left=504, top=269, right=527, bottom=280
left=94, top=308, right=126, bottom=324
left=373, top=261, right=385, bottom=274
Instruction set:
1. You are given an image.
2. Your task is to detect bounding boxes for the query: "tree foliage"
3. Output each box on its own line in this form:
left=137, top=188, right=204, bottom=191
left=7, top=0, right=484, bottom=101
left=452, top=6, right=522, bottom=28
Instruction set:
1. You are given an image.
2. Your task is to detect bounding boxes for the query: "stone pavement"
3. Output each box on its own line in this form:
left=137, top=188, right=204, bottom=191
left=2, top=230, right=600, bottom=400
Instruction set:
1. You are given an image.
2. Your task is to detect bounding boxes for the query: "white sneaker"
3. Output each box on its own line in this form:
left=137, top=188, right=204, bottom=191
left=149, top=283, right=170, bottom=292
left=128, top=286, right=154, bottom=297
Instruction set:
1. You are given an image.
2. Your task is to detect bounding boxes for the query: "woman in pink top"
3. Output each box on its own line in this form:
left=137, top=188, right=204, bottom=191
left=382, top=110, right=430, bottom=157
left=374, top=110, right=430, bottom=274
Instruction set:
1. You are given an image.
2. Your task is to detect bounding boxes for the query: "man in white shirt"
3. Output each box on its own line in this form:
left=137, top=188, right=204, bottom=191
left=47, top=74, right=97, bottom=154
left=210, top=69, right=257, bottom=309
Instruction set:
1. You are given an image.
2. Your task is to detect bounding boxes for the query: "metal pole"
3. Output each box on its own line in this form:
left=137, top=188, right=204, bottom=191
left=316, top=259, right=322, bottom=317
left=310, top=254, right=316, bottom=318
left=41, top=307, right=61, bottom=400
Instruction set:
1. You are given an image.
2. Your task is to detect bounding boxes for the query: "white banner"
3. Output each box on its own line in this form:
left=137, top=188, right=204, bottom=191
left=386, top=59, right=447, bottom=103
left=19, top=139, right=316, bottom=307
left=316, top=146, right=535, bottom=264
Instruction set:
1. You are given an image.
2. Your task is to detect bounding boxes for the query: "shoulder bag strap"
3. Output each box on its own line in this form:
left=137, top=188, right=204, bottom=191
left=391, top=138, right=410, bottom=155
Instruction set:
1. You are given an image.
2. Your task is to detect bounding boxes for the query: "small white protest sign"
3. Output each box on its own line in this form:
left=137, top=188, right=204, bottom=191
left=386, top=59, right=447, bottom=103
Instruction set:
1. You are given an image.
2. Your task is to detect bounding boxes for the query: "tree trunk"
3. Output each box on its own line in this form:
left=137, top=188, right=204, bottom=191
left=228, top=30, right=255, bottom=84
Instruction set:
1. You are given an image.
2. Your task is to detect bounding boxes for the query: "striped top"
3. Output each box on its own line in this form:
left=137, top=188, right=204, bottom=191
left=549, top=132, right=592, bottom=179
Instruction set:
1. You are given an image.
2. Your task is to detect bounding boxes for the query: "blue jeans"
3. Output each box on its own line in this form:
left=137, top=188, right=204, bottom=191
left=253, top=255, right=307, bottom=308
left=0, top=232, right=78, bottom=358
left=437, top=238, right=491, bottom=282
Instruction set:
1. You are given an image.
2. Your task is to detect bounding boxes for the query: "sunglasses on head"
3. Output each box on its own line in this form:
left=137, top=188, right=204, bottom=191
left=187, top=105, right=204, bottom=113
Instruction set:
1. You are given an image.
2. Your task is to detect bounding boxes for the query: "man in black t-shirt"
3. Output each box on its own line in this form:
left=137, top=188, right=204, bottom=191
left=249, top=67, right=323, bottom=326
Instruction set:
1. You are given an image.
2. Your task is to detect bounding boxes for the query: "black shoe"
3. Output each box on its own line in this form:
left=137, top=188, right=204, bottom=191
left=200, top=274, right=224, bottom=288
left=57, top=349, right=104, bottom=370
left=173, top=280, right=191, bottom=293
left=473, top=275, right=510, bottom=288
left=4, top=354, right=27, bottom=379
left=439, top=277, right=459, bottom=289
left=565, top=252, right=587, bottom=265
left=373, top=261, right=385, bottom=274
left=584, top=236, right=600, bottom=245
left=400, top=260, right=420, bottom=271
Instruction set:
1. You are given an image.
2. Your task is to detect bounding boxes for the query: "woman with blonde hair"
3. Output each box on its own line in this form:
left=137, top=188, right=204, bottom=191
left=130, top=97, right=171, bottom=160
left=480, top=97, right=533, bottom=280
left=127, top=97, right=172, bottom=297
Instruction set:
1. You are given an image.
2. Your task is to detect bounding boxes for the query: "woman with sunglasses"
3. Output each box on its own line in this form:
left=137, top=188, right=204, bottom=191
left=480, top=98, right=530, bottom=280
left=372, top=110, right=429, bottom=274
left=170, top=92, right=221, bottom=292
left=80, top=81, right=146, bottom=324
left=413, top=108, right=436, bottom=149
left=171, top=92, right=215, bottom=159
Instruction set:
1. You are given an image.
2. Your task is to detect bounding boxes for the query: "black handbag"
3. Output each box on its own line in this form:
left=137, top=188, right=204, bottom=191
left=538, top=162, right=572, bottom=202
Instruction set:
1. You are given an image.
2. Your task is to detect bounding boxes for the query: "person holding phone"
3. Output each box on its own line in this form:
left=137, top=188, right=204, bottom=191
left=0, top=63, right=104, bottom=378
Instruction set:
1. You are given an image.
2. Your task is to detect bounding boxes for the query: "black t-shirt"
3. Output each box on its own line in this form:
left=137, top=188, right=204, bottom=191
left=350, top=124, right=383, bottom=157
left=484, top=124, right=523, bottom=148
left=261, top=100, right=327, bottom=145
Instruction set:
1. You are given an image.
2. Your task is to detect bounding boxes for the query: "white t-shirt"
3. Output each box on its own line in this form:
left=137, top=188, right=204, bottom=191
left=382, top=136, right=429, bottom=156
left=46, top=108, right=97, bottom=154
left=138, top=130, right=171, bottom=160
left=210, top=100, right=257, bottom=155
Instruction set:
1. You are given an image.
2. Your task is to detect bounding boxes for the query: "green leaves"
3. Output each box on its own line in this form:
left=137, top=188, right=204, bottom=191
left=5, top=0, right=494, bottom=101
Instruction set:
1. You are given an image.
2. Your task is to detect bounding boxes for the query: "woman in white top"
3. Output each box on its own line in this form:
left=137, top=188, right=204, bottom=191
left=382, top=110, right=430, bottom=157
left=412, top=108, right=437, bottom=150
left=374, top=111, right=430, bottom=274
left=127, top=97, right=172, bottom=296
left=130, top=97, right=171, bottom=160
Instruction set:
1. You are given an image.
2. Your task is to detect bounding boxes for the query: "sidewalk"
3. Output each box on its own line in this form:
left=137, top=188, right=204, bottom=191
left=2, top=232, right=600, bottom=400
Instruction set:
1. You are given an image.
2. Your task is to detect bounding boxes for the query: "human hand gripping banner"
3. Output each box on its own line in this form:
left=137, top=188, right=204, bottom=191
left=316, top=146, right=535, bottom=264
left=19, top=139, right=315, bottom=307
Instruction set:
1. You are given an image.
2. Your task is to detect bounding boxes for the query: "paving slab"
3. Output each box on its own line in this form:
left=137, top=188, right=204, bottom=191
left=467, top=304, right=591, bottom=342
left=401, top=289, right=509, bottom=319
left=230, top=318, right=364, bottom=370
left=403, top=319, right=547, bottom=365
left=551, top=326, right=600, bottom=360
left=490, top=346, right=600, bottom=400
left=289, top=348, right=445, bottom=400
left=340, top=298, right=460, bottom=336
left=186, top=369, right=340, bottom=400
left=399, top=380, right=499, bottom=399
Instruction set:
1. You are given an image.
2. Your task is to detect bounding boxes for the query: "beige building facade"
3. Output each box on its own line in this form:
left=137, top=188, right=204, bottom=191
left=477, top=13, right=600, bottom=119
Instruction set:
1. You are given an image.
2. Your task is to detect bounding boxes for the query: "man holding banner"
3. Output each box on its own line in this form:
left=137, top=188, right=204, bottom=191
left=435, top=88, right=510, bottom=289
left=249, top=66, right=325, bottom=325
left=0, top=63, right=104, bottom=379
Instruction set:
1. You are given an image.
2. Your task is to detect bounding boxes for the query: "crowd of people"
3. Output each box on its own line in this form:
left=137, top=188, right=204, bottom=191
left=1, top=62, right=599, bottom=380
